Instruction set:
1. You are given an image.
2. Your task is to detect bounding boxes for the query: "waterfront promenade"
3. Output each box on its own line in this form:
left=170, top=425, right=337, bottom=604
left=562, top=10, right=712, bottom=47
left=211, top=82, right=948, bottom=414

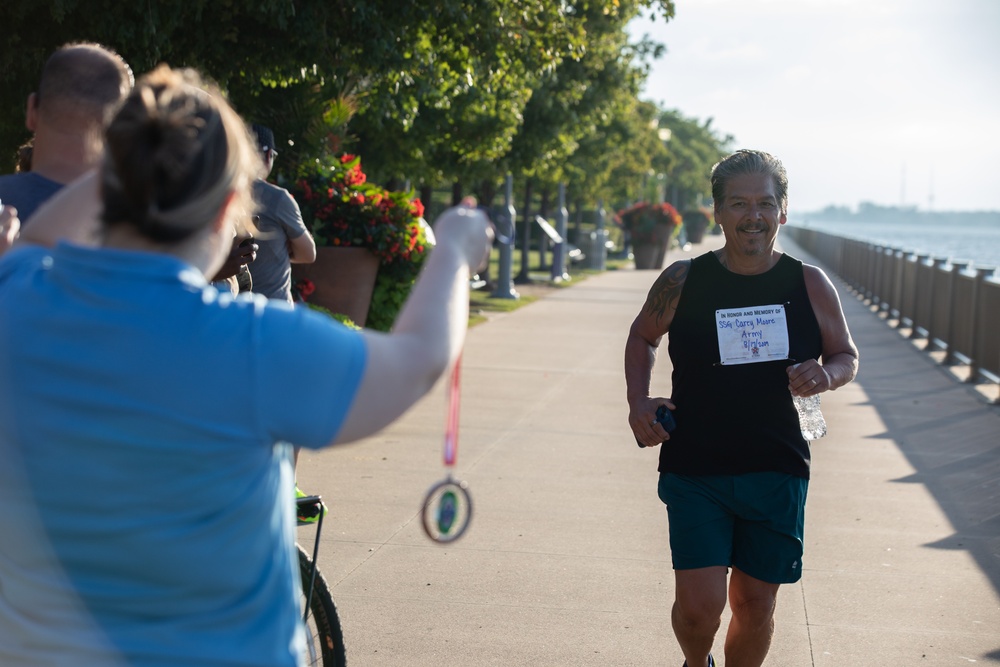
left=295, top=231, right=1000, bottom=666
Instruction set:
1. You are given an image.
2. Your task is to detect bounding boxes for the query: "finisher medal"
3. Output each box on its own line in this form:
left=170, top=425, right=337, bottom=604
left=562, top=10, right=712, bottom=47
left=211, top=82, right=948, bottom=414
left=421, top=355, right=473, bottom=543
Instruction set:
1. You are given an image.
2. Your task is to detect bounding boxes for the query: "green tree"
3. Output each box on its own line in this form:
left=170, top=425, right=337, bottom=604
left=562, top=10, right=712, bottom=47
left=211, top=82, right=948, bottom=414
left=0, top=0, right=715, bottom=227
left=657, top=109, right=733, bottom=211
left=0, top=0, right=569, bottom=170
left=1, top=0, right=326, bottom=164
left=508, top=1, right=664, bottom=184
left=350, top=1, right=676, bottom=204
left=351, top=1, right=596, bottom=197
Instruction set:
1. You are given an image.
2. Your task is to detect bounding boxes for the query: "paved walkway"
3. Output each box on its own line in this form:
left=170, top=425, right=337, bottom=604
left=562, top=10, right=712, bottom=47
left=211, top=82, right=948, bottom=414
left=296, top=231, right=1000, bottom=666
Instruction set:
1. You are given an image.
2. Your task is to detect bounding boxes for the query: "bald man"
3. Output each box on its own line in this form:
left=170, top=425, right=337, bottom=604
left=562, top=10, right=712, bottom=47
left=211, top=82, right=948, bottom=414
left=0, top=42, right=133, bottom=223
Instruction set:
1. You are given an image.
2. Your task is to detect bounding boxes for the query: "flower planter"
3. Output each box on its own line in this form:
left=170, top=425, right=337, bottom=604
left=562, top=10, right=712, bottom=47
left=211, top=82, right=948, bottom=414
left=632, top=221, right=677, bottom=270
left=617, top=202, right=681, bottom=271
left=685, top=221, right=708, bottom=244
left=632, top=243, right=663, bottom=270
left=288, top=153, right=430, bottom=328
left=292, top=247, right=379, bottom=326
left=682, top=209, right=714, bottom=245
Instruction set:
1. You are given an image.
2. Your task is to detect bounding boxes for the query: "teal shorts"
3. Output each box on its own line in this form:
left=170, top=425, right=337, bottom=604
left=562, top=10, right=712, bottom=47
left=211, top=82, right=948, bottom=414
left=657, top=472, right=808, bottom=584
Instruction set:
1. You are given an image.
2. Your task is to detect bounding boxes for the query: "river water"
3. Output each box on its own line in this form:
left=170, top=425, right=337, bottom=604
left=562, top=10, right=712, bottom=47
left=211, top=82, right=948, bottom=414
left=787, top=216, right=1000, bottom=271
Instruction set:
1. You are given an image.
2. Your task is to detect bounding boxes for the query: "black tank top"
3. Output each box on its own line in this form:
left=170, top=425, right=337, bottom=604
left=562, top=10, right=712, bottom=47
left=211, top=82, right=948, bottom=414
left=661, top=252, right=822, bottom=478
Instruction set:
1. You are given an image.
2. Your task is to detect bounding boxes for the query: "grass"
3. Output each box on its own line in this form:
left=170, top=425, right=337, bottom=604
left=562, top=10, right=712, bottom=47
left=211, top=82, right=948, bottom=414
left=456, top=221, right=648, bottom=325
left=465, top=247, right=635, bottom=326
left=468, top=289, right=539, bottom=327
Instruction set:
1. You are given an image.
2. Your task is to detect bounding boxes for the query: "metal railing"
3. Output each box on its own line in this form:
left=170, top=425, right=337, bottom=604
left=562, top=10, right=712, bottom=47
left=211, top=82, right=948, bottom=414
left=784, top=226, right=1000, bottom=401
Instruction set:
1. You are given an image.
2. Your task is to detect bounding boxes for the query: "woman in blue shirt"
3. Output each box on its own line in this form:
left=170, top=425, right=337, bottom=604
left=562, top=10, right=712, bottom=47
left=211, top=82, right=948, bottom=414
left=0, top=64, right=491, bottom=667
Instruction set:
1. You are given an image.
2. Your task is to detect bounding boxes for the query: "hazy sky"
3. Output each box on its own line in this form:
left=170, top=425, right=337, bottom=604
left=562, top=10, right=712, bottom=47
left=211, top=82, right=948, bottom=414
left=628, top=0, right=1000, bottom=214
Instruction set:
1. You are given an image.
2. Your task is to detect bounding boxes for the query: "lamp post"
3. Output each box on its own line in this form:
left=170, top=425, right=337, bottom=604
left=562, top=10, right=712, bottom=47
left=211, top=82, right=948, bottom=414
left=491, top=174, right=519, bottom=299
left=551, top=183, right=570, bottom=282
left=657, top=127, right=672, bottom=206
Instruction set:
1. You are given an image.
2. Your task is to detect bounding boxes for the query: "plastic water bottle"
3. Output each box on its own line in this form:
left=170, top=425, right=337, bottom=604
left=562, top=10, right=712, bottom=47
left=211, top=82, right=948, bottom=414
left=792, top=394, right=827, bottom=441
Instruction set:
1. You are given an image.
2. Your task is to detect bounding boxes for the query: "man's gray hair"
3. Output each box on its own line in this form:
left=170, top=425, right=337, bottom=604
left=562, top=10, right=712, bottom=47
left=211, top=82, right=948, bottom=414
left=711, top=150, right=788, bottom=213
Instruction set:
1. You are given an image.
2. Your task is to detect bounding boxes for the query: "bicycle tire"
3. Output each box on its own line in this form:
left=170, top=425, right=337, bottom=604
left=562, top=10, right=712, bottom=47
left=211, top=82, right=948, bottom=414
left=298, top=545, right=347, bottom=667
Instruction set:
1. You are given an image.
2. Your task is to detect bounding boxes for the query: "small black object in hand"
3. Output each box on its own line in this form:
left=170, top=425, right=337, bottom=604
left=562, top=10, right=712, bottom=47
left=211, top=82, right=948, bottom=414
left=637, top=404, right=676, bottom=448
left=655, top=404, right=676, bottom=433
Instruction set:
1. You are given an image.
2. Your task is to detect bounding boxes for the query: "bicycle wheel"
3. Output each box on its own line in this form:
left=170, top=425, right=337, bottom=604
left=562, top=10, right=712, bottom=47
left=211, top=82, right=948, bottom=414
left=298, top=545, right=347, bottom=667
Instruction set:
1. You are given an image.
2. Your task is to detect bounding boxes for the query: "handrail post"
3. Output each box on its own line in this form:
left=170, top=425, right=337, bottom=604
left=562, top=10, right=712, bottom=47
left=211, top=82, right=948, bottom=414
left=871, top=245, right=884, bottom=310
left=882, top=246, right=895, bottom=317
left=923, top=258, right=948, bottom=348
left=894, top=249, right=910, bottom=330
left=966, top=266, right=995, bottom=383
left=942, top=261, right=969, bottom=365
left=882, top=247, right=899, bottom=318
left=910, top=254, right=931, bottom=339
left=887, top=248, right=906, bottom=328
left=860, top=243, right=871, bottom=302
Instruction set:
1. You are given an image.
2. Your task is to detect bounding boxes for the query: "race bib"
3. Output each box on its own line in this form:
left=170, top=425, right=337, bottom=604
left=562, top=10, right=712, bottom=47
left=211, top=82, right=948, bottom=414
left=715, top=304, right=790, bottom=365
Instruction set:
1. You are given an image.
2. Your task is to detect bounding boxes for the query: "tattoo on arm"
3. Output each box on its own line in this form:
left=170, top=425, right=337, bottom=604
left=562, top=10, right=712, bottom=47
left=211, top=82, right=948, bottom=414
left=644, top=262, right=689, bottom=324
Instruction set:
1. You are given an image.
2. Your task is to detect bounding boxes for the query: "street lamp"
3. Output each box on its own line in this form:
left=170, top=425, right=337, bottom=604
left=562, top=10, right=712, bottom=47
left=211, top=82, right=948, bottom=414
left=657, top=128, right=672, bottom=203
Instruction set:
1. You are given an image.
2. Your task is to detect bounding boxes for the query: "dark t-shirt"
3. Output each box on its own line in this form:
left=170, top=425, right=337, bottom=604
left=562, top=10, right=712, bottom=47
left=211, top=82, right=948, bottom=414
left=0, top=173, right=63, bottom=223
left=660, top=251, right=822, bottom=479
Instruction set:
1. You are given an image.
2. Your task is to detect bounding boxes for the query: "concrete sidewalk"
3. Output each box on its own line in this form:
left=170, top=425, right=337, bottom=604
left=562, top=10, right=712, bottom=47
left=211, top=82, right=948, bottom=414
left=296, top=231, right=1000, bottom=666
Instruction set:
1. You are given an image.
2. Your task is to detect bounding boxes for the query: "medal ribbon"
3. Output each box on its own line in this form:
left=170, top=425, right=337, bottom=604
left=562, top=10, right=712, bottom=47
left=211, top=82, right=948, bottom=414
left=443, top=355, right=461, bottom=467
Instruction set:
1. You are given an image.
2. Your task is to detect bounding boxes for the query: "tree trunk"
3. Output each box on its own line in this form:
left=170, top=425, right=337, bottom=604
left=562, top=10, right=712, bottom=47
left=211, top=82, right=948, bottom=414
left=419, top=184, right=433, bottom=217
left=476, top=178, right=498, bottom=209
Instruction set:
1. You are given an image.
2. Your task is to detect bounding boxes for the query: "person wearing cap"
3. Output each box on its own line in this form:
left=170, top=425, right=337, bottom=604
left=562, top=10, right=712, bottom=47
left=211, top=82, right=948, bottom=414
left=248, top=124, right=320, bottom=521
left=248, top=124, right=316, bottom=302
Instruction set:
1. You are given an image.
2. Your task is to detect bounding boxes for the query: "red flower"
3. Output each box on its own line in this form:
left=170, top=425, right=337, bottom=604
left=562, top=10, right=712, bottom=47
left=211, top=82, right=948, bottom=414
left=614, top=201, right=683, bottom=245
left=346, top=165, right=366, bottom=186
left=410, top=199, right=425, bottom=219
left=289, top=152, right=432, bottom=268
left=295, top=279, right=316, bottom=298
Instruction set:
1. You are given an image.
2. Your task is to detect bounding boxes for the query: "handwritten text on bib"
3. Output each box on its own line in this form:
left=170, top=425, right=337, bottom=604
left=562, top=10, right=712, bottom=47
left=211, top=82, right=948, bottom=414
left=715, top=304, right=790, bottom=365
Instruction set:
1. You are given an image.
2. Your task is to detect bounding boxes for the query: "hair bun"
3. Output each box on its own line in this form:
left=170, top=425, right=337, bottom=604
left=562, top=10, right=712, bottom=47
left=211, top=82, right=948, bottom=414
left=100, top=65, right=260, bottom=244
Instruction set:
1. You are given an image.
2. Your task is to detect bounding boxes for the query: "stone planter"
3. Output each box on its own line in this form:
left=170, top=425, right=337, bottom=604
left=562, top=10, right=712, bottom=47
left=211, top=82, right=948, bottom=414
left=632, top=243, right=662, bottom=270
left=682, top=209, right=713, bottom=244
left=685, top=220, right=709, bottom=244
left=632, top=222, right=677, bottom=270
